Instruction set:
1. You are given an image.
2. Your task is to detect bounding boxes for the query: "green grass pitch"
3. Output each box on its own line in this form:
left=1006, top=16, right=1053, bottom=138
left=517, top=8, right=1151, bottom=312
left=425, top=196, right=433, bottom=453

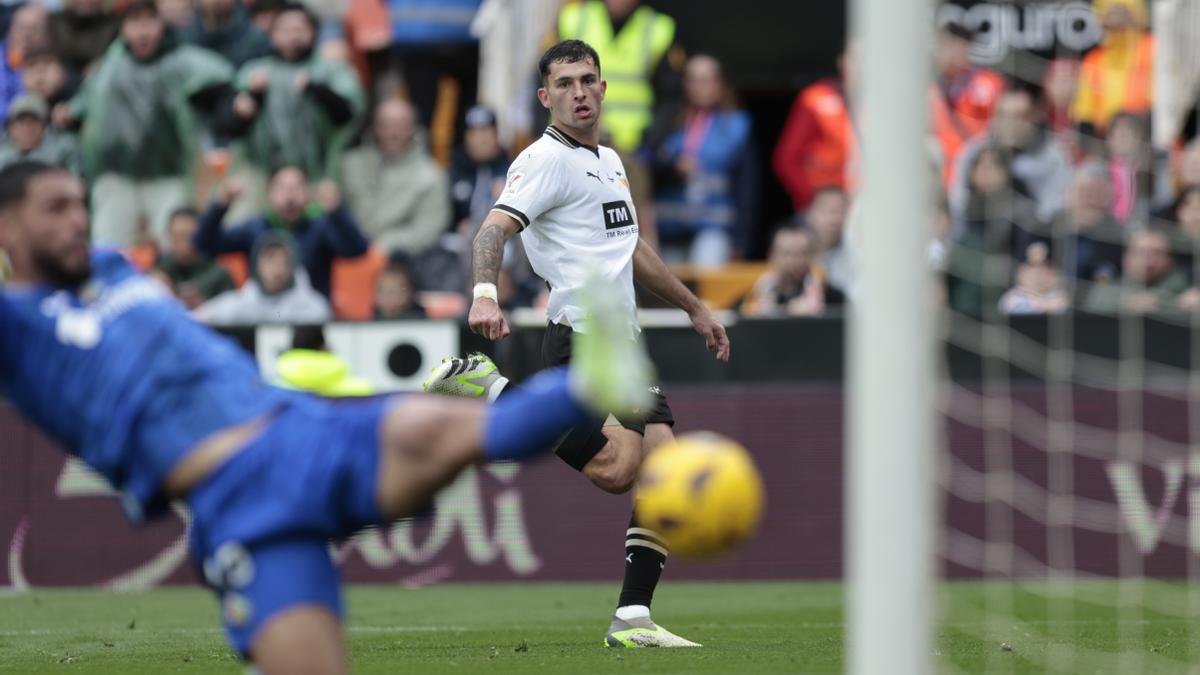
left=0, top=581, right=1197, bottom=673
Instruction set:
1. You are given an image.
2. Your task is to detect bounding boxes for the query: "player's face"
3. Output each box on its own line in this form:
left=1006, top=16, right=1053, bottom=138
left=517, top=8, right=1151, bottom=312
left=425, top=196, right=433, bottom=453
left=0, top=171, right=90, bottom=287
left=538, top=59, right=606, bottom=135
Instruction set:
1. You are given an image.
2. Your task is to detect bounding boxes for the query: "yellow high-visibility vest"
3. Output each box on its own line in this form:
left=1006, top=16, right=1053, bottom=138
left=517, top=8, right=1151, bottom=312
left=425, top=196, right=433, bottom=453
left=559, top=1, right=675, bottom=151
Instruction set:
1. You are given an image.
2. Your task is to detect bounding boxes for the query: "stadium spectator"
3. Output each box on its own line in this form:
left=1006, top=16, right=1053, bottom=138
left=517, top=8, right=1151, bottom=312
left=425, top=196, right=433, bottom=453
left=1041, top=58, right=1081, bottom=158
left=558, top=0, right=683, bottom=153
left=373, top=256, right=427, bottom=320
left=0, top=94, right=78, bottom=173
left=0, top=4, right=50, bottom=123
left=1056, top=161, right=1126, bottom=284
left=950, top=88, right=1072, bottom=232
left=945, top=146, right=1035, bottom=318
left=928, top=199, right=952, bottom=274
left=998, top=242, right=1070, bottom=315
left=194, top=166, right=368, bottom=298
left=1104, top=112, right=1153, bottom=224
left=450, top=104, right=534, bottom=293
left=55, top=0, right=239, bottom=247
left=651, top=53, right=756, bottom=266
left=802, top=186, right=852, bottom=295
left=741, top=227, right=843, bottom=317
left=341, top=98, right=449, bottom=256
left=964, top=146, right=1038, bottom=256
left=773, top=42, right=857, bottom=213
left=450, top=104, right=508, bottom=235
left=21, top=46, right=77, bottom=109
left=181, top=0, right=271, bottom=68
left=1084, top=228, right=1186, bottom=314
left=1162, top=186, right=1200, bottom=283
left=1072, top=0, right=1153, bottom=141
left=154, top=207, right=235, bottom=309
left=497, top=260, right=542, bottom=311
left=194, top=230, right=331, bottom=324
left=229, top=2, right=364, bottom=214
left=374, top=0, right=480, bottom=162
left=930, top=21, right=1004, bottom=186
left=1162, top=138, right=1200, bottom=211
left=159, top=0, right=194, bottom=32
left=48, top=0, right=120, bottom=77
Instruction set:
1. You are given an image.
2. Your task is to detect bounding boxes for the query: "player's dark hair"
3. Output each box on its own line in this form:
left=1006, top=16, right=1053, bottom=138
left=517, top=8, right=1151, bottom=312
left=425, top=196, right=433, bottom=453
left=538, top=40, right=601, bottom=85
left=0, top=160, right=64, bottom=211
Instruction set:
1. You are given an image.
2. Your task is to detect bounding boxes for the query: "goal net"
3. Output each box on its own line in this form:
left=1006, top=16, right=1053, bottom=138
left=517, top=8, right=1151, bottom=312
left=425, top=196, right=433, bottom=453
left=936, top=2, right=1200, bottom=671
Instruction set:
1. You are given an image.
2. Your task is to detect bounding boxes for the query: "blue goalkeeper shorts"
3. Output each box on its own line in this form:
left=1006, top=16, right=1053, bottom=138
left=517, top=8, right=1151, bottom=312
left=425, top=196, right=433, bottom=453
left=184, top=395, right=394, bottom=657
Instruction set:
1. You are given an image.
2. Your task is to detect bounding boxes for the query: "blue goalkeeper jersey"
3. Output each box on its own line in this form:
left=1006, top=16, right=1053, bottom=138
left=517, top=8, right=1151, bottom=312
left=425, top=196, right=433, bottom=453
left=0, top=250, right=295, bottom=522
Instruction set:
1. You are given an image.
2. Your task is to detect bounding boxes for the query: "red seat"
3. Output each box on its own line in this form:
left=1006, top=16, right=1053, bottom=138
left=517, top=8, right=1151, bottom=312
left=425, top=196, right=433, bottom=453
left=216, top=253, right=249, bottom=288
left=331, top=247, right=388, bottom=320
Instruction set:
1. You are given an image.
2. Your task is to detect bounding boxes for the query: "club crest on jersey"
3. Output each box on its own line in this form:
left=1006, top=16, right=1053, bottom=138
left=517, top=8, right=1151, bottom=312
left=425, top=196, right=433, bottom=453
left=602, top=200, right=635, bottom=230
left=502, top=174, right=523, bottom=195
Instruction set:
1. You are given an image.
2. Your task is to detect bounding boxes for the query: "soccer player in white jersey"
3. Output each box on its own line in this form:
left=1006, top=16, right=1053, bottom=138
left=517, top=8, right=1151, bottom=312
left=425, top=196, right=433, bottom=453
left=425, top=40, right=730, bottom=648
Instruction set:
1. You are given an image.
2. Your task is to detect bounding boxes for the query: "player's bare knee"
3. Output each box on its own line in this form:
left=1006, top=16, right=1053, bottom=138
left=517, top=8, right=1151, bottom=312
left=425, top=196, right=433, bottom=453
left=382, top=396, right=484, bottom=470
left=251, top=606, right=346, bottom=675
left=584, top=442, right=641, bottom=494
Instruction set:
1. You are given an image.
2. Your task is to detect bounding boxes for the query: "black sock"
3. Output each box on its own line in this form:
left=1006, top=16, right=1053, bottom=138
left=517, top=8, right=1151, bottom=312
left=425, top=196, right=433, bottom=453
left=618, top=506, right=668, bottom=609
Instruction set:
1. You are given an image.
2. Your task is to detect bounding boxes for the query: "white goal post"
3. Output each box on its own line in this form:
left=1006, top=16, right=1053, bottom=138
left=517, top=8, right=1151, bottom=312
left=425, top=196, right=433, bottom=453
left=846, top=0, right=936, bottom=674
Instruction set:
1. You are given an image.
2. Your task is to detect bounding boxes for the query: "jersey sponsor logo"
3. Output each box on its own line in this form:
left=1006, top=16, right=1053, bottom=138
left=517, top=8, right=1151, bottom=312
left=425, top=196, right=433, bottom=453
left=586, top=170, right=603, bottom=184
left=602, top=200, right=635, bottom=230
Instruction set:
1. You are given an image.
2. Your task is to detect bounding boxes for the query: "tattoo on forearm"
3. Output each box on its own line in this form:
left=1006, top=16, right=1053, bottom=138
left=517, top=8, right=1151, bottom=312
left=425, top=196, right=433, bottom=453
left=472, top=222, right=505, bottom=286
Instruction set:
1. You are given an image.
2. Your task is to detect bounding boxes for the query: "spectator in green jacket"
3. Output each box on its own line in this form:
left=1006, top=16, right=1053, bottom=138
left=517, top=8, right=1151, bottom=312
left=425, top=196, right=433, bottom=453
left=154, top=207, right=236, bottom=309
left=54, top=0, right=240, bottom=247
left=1085, top=228, right=1190, bottom=314
left=226, top=2, right=363, bottom=218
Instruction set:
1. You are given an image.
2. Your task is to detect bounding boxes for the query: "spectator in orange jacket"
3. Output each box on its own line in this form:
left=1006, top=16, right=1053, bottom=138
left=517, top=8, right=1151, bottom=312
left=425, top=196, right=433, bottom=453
left=930, top=21, right=1004, bottom=186
left=773, top=43, right=857, bottom=213
left=1072, top=0, right=1153, bottom=141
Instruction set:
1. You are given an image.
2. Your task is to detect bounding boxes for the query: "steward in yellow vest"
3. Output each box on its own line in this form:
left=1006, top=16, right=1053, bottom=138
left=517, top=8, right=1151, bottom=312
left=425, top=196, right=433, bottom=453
left=558, top=0, right=684, bottom=152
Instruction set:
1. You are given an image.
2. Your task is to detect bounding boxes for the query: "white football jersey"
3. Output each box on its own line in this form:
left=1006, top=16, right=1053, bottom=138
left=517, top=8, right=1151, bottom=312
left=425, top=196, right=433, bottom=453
left=492, top=126, right=640, bottom=334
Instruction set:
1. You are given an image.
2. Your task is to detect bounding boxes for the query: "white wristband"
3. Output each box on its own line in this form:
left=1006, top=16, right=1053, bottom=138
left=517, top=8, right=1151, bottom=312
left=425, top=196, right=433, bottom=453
left=473, top=282, right=498, bottom=302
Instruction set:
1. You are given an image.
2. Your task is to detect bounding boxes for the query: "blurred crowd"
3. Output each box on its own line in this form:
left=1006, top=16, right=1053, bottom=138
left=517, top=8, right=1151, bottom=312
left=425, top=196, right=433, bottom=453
left=0, top=0, right=1187, bottom=323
